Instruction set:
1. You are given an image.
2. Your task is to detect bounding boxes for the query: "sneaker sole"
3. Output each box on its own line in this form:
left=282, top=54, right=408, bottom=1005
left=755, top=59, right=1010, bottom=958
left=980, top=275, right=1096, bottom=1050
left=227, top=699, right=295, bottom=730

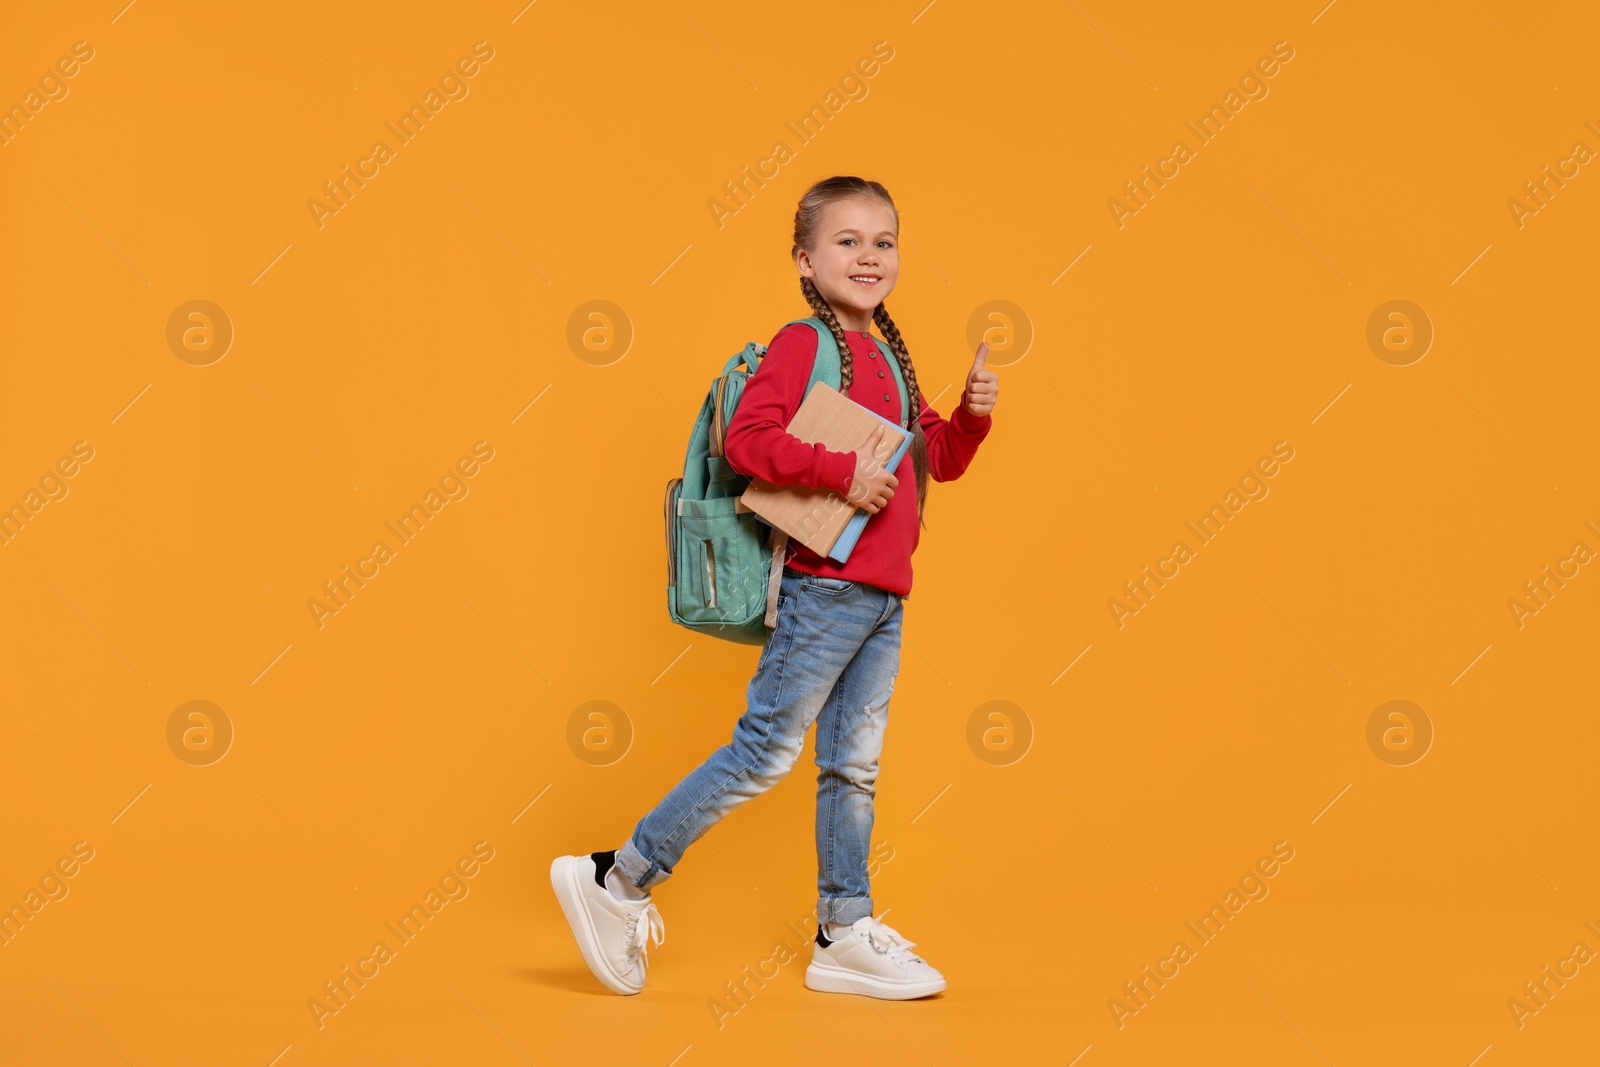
left=804, top=957, right=946, bottom=1000
left=549, top=856, right=642, bottom=996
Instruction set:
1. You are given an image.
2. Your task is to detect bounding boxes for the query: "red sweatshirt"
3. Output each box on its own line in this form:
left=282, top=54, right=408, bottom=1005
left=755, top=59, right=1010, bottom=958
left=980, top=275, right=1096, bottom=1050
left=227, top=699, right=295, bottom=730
left=723, top=322, right=992, bottom=598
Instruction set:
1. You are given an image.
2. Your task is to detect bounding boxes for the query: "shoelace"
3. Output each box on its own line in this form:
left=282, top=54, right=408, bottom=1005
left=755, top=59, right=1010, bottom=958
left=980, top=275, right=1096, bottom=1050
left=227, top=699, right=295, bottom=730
left=623, top=902, right=666, bottom=970
left=861, top=917, right=925, bottom=965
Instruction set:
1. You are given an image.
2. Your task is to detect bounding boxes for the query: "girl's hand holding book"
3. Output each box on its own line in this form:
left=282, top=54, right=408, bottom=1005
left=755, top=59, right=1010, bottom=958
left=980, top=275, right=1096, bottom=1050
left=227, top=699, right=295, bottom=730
left=848, top=425, right=899, bottom=515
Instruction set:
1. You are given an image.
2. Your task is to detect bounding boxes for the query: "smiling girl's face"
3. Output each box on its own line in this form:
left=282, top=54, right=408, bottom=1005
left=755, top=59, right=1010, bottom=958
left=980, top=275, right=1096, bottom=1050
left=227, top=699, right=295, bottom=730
left=796, top=196, right=900, bottom=334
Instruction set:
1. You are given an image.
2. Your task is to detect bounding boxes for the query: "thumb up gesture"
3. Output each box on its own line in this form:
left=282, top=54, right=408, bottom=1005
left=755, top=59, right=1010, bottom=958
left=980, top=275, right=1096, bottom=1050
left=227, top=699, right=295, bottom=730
left=962, top=342, right=999, bottom=418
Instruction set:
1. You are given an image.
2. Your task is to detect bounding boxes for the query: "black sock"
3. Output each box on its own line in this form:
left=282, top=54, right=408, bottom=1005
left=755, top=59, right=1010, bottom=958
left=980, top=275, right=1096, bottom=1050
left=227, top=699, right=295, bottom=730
left=591, top=850, right=618, bottom=890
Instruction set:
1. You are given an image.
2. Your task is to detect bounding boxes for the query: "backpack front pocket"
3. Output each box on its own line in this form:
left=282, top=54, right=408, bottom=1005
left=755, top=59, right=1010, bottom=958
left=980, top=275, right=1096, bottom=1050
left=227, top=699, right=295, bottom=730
left=675, top=495, right=766, bottom=625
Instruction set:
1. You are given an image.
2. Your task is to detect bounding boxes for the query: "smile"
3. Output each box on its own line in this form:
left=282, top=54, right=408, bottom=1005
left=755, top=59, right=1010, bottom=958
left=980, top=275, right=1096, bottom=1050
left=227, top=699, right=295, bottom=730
left=849, top=275, right=881, bottom=286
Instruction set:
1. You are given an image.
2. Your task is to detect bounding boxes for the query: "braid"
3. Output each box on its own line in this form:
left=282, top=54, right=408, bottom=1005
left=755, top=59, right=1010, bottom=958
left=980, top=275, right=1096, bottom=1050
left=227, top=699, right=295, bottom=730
left=800, top=277, right=857, bottom=392
left=873, top=303, right=931, bottom=526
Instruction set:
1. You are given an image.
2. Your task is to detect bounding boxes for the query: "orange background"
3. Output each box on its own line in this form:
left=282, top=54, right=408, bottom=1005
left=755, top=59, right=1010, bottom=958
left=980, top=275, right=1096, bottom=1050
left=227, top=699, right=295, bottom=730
left=3, top=1, right=1598, bottom=1064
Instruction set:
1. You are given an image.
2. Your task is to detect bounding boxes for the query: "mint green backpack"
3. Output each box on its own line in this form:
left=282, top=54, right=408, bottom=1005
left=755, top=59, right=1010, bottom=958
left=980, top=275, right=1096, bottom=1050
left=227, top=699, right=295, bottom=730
left=664, top=317, right=910, bottom=644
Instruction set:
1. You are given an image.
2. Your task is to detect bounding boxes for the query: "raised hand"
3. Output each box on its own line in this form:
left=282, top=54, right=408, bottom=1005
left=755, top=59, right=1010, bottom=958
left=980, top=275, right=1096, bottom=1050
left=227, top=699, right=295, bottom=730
left=962, top=341, right=999, bottom=418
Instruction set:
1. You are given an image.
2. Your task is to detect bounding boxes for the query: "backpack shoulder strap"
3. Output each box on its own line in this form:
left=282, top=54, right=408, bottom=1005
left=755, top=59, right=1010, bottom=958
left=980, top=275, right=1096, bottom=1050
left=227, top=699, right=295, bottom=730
left=783, top=317, right=911, bottom=429
left=782, top=317, right=842, bottom=394
left=723, top=340, right=764, bottom=377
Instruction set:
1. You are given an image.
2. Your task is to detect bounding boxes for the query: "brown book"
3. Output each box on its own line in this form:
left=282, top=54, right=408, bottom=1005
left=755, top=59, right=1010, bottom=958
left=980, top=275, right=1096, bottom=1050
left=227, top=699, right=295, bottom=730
left=736, top=381, right=908, bottom=558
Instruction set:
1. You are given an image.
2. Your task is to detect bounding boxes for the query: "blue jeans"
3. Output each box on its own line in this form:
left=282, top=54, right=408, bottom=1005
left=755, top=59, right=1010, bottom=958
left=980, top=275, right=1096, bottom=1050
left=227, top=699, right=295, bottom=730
left=615, top=567, right=904, bottom=924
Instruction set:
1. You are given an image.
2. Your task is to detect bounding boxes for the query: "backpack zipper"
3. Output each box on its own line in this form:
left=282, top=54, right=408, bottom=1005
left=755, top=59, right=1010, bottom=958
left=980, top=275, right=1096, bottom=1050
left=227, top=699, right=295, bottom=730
left=703, top=539, right=717, bottom=607
left=663, top=477, right=682, bottom=585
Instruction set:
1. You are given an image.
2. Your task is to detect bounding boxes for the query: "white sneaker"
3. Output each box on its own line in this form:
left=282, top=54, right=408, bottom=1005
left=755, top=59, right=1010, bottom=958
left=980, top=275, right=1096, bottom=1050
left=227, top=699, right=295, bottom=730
left=550, top=851, right=665, bottom=995
left=804, top=915, right=946, bottom=1000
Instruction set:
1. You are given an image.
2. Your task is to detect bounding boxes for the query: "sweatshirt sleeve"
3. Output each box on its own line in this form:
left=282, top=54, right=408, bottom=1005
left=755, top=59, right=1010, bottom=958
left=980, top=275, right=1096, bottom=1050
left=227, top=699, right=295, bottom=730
left=724, top=323, right=858, bottom=496
left=919, top=386, right=992, bottom=482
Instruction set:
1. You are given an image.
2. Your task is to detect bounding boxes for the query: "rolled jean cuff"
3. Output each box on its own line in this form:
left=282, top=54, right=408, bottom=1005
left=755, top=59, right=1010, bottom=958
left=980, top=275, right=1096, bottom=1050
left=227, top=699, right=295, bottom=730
left=817, top=895, right=873, bottom=925
left=614, top=837, right=673, bottom=892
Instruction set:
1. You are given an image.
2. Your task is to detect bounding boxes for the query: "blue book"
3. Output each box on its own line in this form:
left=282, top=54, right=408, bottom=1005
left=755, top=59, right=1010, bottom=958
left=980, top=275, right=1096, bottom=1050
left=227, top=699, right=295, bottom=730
left=828, top=406, right=914, bottom=563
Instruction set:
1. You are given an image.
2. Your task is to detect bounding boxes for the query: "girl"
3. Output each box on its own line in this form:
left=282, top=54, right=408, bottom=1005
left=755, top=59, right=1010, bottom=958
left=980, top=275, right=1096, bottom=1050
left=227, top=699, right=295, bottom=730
left=551, top=175, right=999, bottom=1000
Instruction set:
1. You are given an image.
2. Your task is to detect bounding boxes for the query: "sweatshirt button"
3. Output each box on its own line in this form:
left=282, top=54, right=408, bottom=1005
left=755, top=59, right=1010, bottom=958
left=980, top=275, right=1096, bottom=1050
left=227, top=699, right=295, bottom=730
left=883, top=394, right=891, bottom=402
left=868, top=352, right=876, bottom=359
left=877, top=370, right=885, bottom=378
